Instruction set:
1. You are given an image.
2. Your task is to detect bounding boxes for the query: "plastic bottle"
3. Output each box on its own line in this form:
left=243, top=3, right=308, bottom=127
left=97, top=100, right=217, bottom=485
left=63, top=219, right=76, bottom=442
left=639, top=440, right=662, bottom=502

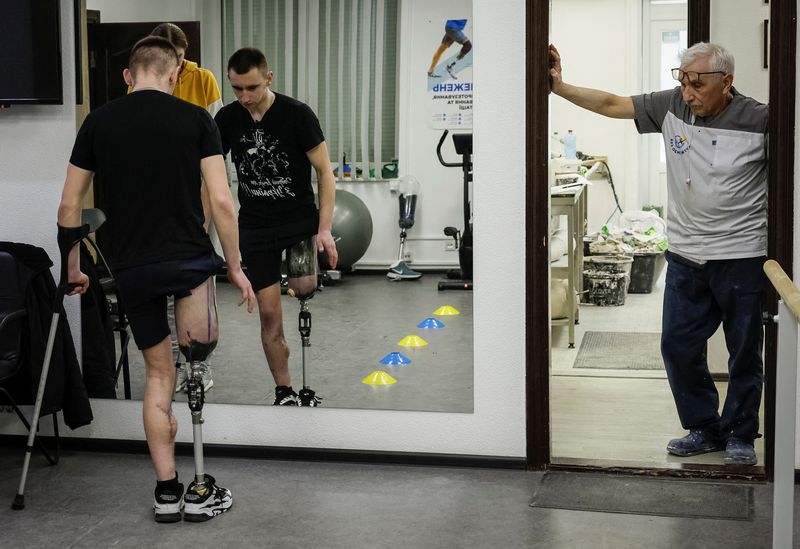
left=564, top=129, right=577, bottom=160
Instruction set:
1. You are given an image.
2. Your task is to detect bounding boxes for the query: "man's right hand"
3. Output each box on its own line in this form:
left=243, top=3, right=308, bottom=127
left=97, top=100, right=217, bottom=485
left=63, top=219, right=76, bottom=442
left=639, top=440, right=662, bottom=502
left=227, top=266, right=256, bottom=313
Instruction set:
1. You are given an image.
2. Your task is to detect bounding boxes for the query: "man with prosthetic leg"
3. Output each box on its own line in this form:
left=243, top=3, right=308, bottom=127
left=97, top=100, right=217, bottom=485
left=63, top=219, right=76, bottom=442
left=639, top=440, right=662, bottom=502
left=57, top=36, right=255, bottom=522
left=215, top=47, right=338, bottom=406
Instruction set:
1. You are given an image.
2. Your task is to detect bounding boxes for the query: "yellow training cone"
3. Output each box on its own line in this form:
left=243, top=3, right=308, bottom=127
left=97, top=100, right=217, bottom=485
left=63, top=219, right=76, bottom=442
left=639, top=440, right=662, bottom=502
left=433, top=305, right=461, bottom=316
left=398, top=335, right=428, bottom=347
left=362, top=371, right=397, bottom=385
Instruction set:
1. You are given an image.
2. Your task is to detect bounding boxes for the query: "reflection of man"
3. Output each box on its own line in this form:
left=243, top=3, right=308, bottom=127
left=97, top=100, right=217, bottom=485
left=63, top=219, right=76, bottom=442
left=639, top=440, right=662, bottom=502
left=58, top=36, right=255, bottom=521
left=427, top=19, right=472, bottom=79
left=148, top=22, right=224, bottom=395
left=550, top=42, right=768, bottom=466
left=214, top=47, right=338, bottom=406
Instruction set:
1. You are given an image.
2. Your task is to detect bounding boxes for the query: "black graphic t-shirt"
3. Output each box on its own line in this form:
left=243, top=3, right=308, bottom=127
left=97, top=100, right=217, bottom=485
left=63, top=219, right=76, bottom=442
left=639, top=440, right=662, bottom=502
left=69, top=90, right=222, bottom=270
left=214, top=93, right=325, bottom=229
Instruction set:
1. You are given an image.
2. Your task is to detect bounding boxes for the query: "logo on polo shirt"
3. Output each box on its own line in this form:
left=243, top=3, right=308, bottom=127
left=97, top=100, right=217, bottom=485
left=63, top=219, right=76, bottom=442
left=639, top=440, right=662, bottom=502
left=670, top=134, right=690, bottom=155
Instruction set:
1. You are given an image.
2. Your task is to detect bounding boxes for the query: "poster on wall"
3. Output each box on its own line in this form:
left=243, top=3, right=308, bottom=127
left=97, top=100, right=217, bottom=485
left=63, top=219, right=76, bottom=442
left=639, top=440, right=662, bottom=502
left=426, top=17, right=473, bottom=130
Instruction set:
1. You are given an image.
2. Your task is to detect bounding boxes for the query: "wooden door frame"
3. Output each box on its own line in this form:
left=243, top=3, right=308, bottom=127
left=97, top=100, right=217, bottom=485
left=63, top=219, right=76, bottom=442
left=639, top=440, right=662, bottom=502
left=525, top=0, right=796, bottom=478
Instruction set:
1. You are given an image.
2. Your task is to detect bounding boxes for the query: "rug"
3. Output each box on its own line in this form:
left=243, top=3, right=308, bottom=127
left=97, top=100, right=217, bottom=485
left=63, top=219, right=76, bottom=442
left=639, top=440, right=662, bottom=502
left=530, top=472, right=753, bottom=520
left=573, top=331, right=663, bottom=370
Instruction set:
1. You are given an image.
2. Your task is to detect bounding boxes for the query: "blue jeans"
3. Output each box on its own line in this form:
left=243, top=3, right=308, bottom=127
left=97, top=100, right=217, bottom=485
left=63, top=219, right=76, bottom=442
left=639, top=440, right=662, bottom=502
left=661, top=250, right=766, bottom=442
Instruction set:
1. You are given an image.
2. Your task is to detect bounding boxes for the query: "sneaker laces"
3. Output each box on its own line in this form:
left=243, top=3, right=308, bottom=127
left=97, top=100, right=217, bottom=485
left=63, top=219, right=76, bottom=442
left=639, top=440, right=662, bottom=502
left=197, top=362, right=213, bottom=390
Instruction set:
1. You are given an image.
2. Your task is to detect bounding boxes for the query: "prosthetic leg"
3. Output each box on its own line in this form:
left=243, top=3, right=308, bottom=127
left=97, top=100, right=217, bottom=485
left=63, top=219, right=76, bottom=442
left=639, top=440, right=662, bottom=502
left=286, top=236, right=322, bottom=406
left=387, top=177, right=422, bottom=281
left=179, top=340, right=216, bottom=490
left=173, top=278, right=232, bottom=522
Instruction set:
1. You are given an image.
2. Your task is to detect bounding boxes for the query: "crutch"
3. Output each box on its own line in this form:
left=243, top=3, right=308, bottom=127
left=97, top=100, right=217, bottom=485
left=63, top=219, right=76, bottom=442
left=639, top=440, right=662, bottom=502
left=12, top=223, right=89, bottom=510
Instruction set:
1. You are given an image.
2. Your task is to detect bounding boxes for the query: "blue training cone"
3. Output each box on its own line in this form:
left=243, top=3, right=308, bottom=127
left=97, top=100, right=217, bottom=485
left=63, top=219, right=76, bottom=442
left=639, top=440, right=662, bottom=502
left=379, top=352, right=411, bottom=365
left=418, top=317, right=445, bottom=329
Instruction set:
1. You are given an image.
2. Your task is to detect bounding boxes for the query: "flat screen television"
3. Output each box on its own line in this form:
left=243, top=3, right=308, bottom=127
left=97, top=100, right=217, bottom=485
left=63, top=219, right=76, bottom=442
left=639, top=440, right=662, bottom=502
left=0, top=0, right=63, bottom=105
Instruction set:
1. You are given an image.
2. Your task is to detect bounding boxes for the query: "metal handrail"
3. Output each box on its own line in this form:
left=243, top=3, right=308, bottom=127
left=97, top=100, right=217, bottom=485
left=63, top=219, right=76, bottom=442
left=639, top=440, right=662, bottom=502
left=764, top=259, right=800, bottom=320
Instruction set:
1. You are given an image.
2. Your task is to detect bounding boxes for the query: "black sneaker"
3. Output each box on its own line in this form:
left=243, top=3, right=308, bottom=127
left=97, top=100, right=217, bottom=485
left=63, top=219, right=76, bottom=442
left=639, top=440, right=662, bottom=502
left=273, top=386, right=298, bottom=406
left=183, top=474, right=232, bottom=522
left=298, top=387, right=322, bottom=407
left=724, top=438, right=757, bottom=465
left=153, top=482, right=185, bottom=523
left=666, top=430, right=723, bottom=457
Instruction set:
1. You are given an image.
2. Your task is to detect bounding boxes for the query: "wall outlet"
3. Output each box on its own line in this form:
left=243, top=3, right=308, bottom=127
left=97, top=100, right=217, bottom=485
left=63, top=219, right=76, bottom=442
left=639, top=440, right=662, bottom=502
left=403, top=251, right=412, bottom=262
left=445, top=242, right=456, bottom=251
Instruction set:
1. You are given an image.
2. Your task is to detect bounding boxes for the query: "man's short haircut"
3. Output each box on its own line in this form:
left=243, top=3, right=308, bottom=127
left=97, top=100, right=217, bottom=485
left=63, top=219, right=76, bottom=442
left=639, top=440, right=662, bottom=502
left=151, top=23, right=189, bottom=50
left=227, top=47, right=269, bottom=76
left=128, top=36, right=179, bottom=78
left=679, top=42, right=735, bottom=75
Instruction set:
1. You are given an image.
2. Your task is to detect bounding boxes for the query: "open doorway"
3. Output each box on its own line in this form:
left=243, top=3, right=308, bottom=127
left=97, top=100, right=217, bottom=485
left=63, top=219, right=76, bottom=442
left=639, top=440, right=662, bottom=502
left=527, top=0, right=796, bottom=477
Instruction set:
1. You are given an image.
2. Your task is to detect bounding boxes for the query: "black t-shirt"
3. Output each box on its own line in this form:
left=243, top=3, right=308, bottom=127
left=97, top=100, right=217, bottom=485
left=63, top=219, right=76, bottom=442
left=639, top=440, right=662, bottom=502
left=70, top=90, right=223, bottom=270
left=214, top=92, right=324, bottom=229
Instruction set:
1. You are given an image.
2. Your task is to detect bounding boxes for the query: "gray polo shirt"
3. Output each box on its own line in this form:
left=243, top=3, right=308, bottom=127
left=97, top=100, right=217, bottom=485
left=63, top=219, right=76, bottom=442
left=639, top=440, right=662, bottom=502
left=632, top=87, right=768, bottom=261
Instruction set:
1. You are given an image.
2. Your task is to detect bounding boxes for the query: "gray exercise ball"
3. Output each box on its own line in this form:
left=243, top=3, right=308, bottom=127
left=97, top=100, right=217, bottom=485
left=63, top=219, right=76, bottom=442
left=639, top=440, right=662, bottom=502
left=320, top=189, right=373, bottom=270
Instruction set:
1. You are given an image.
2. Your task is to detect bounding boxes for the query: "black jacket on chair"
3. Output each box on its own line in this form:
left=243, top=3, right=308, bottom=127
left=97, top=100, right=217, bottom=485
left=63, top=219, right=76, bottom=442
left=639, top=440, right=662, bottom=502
left=0, top=241, right=93, bottom=429
left=80, top=242, right=117, bottom=398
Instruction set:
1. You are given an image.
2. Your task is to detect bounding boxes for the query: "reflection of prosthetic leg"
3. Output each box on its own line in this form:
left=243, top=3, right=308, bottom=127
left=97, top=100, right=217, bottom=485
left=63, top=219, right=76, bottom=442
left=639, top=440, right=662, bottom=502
left=286, top=237, right=322, bottom=407
left=388, top=179, right=422, bottom=280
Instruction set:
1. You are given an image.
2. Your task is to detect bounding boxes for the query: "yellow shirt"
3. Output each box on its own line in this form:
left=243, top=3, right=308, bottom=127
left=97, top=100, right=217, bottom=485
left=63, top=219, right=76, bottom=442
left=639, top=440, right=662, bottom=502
left=173, top=60, right=223, bottom=115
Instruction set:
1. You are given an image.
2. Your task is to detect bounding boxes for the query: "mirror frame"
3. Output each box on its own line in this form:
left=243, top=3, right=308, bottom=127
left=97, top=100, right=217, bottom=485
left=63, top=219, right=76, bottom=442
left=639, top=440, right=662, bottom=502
left=524, top=0, right=796, bottom=477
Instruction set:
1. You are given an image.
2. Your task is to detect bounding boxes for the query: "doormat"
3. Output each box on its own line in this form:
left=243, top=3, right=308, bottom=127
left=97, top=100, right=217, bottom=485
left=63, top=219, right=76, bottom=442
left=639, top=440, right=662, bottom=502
left=530, top=472, right=753, bottom=520
left=573, top=331, right=663, bottom=370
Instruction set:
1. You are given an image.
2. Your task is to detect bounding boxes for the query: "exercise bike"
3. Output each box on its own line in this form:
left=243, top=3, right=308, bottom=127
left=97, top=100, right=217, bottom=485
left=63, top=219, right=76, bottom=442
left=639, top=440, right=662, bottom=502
left=436, top=130, right=473, bottom=291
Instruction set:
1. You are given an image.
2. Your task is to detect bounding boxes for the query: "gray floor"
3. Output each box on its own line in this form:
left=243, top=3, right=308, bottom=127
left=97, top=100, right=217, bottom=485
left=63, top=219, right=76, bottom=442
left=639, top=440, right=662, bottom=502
left=112, top=273, right=474, bottom=412
left=0, top=447, right=793, bottom=549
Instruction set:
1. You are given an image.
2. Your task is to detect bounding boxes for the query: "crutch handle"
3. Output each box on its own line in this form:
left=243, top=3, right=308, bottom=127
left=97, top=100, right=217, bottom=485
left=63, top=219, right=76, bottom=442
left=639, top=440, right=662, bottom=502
left=56, top=223, right=90, bottom=290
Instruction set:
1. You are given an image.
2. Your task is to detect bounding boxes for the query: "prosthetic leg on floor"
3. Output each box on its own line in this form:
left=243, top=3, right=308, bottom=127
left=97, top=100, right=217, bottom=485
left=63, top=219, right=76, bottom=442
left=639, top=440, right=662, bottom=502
left=179, top=340, right=217, bottom=489
left=172, top=278, right=232, bottom=522
left=286, top=236, right=322, bottom=407
left=387, top=176, right=422, bottom=281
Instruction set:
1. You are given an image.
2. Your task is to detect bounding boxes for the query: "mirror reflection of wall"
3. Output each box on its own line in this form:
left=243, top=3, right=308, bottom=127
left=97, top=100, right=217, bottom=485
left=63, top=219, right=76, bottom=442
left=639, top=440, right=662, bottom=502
left=83, top=0, right=475, bottom=414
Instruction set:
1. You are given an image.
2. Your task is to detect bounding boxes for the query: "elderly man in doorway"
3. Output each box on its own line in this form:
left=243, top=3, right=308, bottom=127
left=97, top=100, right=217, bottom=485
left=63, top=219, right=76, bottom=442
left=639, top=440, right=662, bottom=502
left=549, top=42, right=768, bottom=466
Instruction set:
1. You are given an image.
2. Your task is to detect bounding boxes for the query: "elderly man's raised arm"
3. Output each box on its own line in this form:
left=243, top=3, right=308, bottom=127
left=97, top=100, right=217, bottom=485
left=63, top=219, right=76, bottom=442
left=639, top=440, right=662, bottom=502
left=549, top=44, right=635, bottom=119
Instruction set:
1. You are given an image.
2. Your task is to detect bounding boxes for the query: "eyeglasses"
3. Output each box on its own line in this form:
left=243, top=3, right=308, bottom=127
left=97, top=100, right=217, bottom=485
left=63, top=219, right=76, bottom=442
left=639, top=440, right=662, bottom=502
left=671, top=68, right=726, bottom=84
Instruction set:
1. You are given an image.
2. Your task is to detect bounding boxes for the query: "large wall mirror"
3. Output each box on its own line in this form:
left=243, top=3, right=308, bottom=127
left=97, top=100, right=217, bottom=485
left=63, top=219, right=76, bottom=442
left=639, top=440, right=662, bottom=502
left=82, top=0, right=475, bottom=414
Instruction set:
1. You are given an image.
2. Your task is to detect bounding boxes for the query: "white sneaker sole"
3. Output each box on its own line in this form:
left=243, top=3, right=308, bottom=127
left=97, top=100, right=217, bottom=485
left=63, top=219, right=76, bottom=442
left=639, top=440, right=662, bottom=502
left=154, top=498, right=184, bottom=523
left=184, top=487, right=232, bottom=522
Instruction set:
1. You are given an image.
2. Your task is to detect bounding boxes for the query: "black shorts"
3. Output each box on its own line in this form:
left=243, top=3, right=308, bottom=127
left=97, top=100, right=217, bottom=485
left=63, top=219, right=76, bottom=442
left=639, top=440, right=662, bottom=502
left=114, top=252, right=224, bottom=350
left=240, top=214, right=318, bottom=292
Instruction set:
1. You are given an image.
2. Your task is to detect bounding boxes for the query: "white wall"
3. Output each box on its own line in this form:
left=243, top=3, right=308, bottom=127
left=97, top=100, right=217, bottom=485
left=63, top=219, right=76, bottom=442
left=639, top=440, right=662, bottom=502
left=710, top=0, right=769, bottom=104
left=0, top=0, right=527, bottom=458
left=550, top=0, right=643, bottom=230
left=0, top=0, right=81, bottom=354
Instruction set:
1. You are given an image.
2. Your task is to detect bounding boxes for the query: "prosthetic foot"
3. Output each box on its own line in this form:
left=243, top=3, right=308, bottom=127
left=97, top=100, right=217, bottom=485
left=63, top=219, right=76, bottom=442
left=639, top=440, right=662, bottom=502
left=287, top=237, right=322, bottom=407
left=179, top=340, right=232, bottom=521
left=387, top=178, right=422, bottom=281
